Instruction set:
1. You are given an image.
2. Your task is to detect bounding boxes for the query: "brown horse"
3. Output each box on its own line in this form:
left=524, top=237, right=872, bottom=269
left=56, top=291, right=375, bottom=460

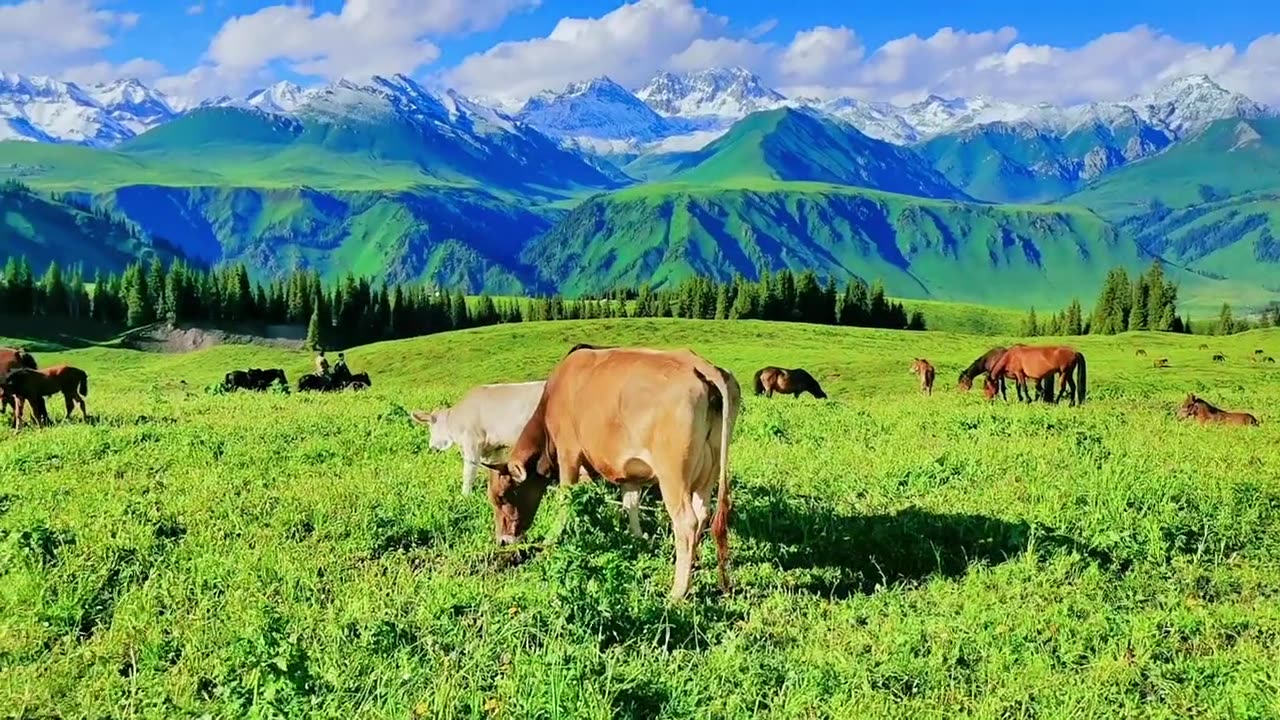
left=909, top=358, right=936, bottom=395
left=1266, top=357, right=1276, bottom=364
left=0, top=347, right=38, bottom=417
left=1212, top=354, right=1226, bottom=363
left=1175, top=393, right=1258, bottom=426
left=1198, top=344, right=1209, bottom=350
left=959, top=345, right=1054, bottom=403
left=753, top=366, right=827, bottom=399
left=1135, top=349, right=1147, bottom=357
left=1, top=365, right=89, bottom=429
left=989, top=345, right=1087, bottom=406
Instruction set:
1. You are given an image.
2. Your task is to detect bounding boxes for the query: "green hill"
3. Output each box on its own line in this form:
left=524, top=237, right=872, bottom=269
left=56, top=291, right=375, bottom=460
left=1066, top=117, right=1280, bottom=218
left=523, top=180, right=1148, bottom=307
left=918, top=120, right=1172, bottom=204
left=0, top=181, right=181, bottom=272
left=670, top=108, right=967, bottom=200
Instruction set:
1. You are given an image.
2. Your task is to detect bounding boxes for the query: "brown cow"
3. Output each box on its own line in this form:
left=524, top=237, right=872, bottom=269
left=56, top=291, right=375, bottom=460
left=482, top=346, right=742, bottom=601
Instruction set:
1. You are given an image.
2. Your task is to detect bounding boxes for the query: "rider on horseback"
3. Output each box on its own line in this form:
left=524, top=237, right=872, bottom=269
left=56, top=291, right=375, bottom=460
left=333, top=352, right=352, bottom=385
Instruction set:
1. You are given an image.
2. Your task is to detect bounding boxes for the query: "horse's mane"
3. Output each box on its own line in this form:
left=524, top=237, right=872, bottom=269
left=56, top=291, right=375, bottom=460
left=959, top=347, right=1005, bottom=380
left=1192, top=397, right=1223, bottom=413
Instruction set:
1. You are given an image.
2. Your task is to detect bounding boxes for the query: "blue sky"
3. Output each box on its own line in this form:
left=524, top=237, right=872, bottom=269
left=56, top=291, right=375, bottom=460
left=3, top=0, right=1278, bottom=105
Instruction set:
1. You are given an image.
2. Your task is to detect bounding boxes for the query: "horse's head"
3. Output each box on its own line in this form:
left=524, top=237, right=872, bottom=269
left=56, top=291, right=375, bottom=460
left=957, top=373, right=973, bottom=392
left=982, top=376, right=999, bottom=400
left=1175, top=393, right=1201, bottom=420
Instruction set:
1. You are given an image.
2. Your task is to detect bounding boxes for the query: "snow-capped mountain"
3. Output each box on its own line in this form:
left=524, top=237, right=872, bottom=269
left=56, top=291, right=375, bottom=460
left=517, top=76, right=681, bottom=145
left=1122, top=74, right=1272, bottom=138
left=1, top=72, right=177, bottom=147
left=812, top=96, right=923, bottom=144
left=637, top=67, right=788, bottom=119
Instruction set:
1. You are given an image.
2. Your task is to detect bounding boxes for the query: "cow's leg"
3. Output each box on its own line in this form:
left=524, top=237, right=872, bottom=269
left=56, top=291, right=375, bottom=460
left=621, top=483, right=646, bottom=539
left=460, top=444, right=481, bottom=495
left=665, top=497, right=699, bottom=601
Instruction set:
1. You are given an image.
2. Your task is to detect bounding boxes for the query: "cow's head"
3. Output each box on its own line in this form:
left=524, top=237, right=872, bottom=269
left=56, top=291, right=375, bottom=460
left=410, top=410, right=453, bottom=450
left=482, top=453, right=554, bottom=545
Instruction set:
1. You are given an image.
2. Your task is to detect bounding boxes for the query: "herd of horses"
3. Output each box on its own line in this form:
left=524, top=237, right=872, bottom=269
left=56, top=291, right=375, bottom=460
left=221, top=366, right=373, bottom=393
left=751, top=342, right=1261, bottom=425
left=1139, top=346, right=1275, bottom=368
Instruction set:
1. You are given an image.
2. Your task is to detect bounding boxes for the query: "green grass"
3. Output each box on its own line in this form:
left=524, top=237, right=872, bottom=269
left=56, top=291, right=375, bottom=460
left=3, top=319, right=1280, bottom=717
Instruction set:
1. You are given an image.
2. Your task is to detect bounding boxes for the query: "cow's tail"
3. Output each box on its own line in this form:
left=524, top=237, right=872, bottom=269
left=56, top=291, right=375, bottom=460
left=1075, top=353, right=1087, bottom=405
left=697, top=359, right=740, bottom=594
left=78, top=371, right=88, bottom=397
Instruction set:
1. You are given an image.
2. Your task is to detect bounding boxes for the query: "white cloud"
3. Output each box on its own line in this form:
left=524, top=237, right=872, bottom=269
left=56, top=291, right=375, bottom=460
left=186, top=0, right=537, bottom=92
left=776, top=26, right=864, bottom=87
left=186, top=3, right=205, bottom=16
left=64, top=57, right=167, bottom=86
left=0, top=0, right=146, bottom=75
left=447, top=0, right=729, bottom=102
left=745, top=18, right=777, bottom=40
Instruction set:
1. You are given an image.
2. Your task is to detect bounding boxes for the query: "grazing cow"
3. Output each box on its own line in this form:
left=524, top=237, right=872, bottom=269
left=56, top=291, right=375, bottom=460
left=410, top=381, right=548, bottom=495
left=753, top=366, right=827, bottom=399
left=1213, top=354, right=1226, bottom=363
left=482, top=346, right=742, bottom=601
left=1176, top=393, right=1259, bottom=426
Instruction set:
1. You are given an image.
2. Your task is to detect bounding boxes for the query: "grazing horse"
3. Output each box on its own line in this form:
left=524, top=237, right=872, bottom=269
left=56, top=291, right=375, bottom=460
left=1176, top=394, right=1258, bottom=426
left=909, top=358, right=936, bottom=395
left=1135, top=349, right=1147, bottom=357
left=959, top=345, right=1053, bottom=402
left=298, top=370, right=372, bottom=392
left=1212, top=354, right=1226, bottom=363
left=1266, top=357, right=1276, bottom=364
left=753, top=366, right=827, bottom=399
left=1199, top=344, right=1209, bottom=350
left=989, top=345, right=1087, bottom=406
left=0, top=365, right=89, bottom=429
left=1255, top=349, right=1265, bottom=355
left=1153, top=358, right=1169, bottom=368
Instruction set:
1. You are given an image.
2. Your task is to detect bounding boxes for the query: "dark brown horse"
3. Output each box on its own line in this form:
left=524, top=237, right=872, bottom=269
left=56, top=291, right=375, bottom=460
left=753, top=366, right=827, bottom=399
left=989, top=345, right=1087, bottom=406
left=1, top=365, right=89, bottom=429
left=1135, top=349, right=1147, bottom=357
left=0, top=347, right=38, bottom=417
left=1175, top=394, right=1258, bottom=426
left=1212, top=354, right=1226, bottom=363
left=909, top=358, right=936, bottom=395
left=958, top=345, right=1053, bottom=403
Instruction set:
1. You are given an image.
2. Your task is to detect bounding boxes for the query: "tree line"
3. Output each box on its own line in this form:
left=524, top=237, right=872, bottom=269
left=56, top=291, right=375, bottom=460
left=0, top=255, right=926, bottom=349
left=1020, top=261, right=1192, bottom=336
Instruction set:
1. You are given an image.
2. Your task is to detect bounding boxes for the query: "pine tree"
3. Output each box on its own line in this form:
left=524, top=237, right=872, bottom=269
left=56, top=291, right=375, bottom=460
left=714, top=283, right=729, bottom=320
left=147, top=256, right=166, bottom=322
left=1128, top=276, right=1149, bottom=331
left=869, top=281, right=889, bottom=328
left=1021, top=307, right=1041, bottom=336
left=40, top=261, right=67, bottom=317
left=1065, top=299, right=1084, bottom=336
left=449, top=288, right=469, bottom=330
left=907, top=310, right=927, bottom=331
left=125, top=264, right=150, bottom=327
left=1217, top=303, right=1235, bottom=335
left=305, top=305, right=324, bottom=350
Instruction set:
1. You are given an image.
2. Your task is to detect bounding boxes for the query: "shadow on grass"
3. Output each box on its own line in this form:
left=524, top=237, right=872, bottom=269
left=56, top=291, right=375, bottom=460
left=733, top=487, right=1121, bottom=598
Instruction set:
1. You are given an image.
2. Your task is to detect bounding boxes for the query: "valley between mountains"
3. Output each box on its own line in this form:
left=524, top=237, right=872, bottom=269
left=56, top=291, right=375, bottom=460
left=2, top=68, right=1279, bottom=314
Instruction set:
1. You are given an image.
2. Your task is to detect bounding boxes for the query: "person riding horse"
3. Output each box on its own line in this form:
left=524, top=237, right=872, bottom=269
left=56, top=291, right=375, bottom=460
left=332, top=352, right=351, bottom=385
left=315, top=349, right=330, bottom=378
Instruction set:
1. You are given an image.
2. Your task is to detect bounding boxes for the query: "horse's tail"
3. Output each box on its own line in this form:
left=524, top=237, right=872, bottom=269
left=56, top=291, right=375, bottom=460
left=1075, top=353, right=1087, bottom=405
left=752, top=368, right=765, bottom=395
left=78, top=371, right=88, bottom=397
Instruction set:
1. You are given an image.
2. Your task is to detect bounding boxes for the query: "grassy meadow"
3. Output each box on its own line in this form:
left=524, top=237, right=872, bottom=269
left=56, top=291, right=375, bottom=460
left=2, top=319, right=1280, bottom=718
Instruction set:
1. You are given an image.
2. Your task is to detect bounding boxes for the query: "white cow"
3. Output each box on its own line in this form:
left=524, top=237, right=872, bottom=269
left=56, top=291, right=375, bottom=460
left=410, top=381, right=547, bottom=495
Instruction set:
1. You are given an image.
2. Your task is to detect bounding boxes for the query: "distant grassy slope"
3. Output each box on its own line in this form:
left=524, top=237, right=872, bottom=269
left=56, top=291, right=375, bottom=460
left=670, top=109, right=968, bottom=200
left=918, top=121, right=1172, bottom=204
left=525, top=181, right=1146, bottom=308
left=0, top=182, right=182, bottom=272
left=3, top=320, right=1280, bottom=716
left=1067, top=117, right=1280, bottom=218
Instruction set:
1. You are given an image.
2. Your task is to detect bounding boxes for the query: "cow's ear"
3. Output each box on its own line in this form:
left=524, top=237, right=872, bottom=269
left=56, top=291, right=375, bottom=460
left=409, top=410, right=433, bottom=425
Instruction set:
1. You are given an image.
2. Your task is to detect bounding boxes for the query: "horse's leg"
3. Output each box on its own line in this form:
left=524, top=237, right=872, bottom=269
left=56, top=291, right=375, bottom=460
left=63, top=392, right=74, bottom=421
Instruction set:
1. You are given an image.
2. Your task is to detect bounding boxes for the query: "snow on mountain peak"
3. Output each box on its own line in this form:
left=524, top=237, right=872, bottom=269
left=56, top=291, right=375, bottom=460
left=1125, top=74, right=1273, bottom=137
left=517, top=75, right=675, bottom=142
left=636, top=67, right=787, bottom=119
